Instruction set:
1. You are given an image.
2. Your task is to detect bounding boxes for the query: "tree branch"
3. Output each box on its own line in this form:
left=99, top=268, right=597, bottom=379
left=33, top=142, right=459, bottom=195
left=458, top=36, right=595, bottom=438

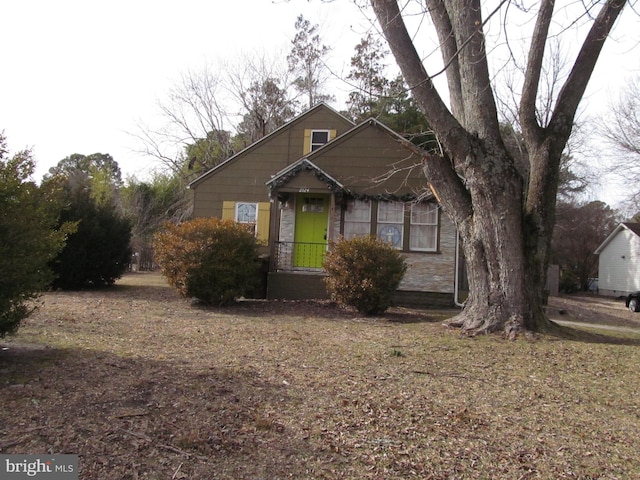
left=549, top=0, right=627, bottom=148
left=425, top=0, right=464, bottom=121
left=520, top=0, right=555, bottom=143
left=370, top=0, right=470, bottom=161
left=445, top=0, right=502, bottom=140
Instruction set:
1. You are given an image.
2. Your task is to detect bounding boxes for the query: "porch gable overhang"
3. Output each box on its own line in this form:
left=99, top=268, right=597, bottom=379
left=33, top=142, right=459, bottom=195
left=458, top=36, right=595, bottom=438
left=266, top=158, right=349, bottom=196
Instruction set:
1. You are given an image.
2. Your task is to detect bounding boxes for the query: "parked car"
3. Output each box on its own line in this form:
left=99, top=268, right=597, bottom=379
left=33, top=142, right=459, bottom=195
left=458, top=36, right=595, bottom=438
left=626, top=292, right=640, bottom=313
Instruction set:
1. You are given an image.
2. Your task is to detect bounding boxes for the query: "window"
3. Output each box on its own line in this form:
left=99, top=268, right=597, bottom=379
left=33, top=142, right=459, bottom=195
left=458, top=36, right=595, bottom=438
left=222, top=201, right=271, bottom=242
left=236, top=202, right=257, bottom=223
left=302, top=197, right=325, bottom=213
left=303, top=129, right=336, bottom=154
left=344, top=199, right=371, bottom=239
left=410, top=202, right=438, bottom=251
left=377, top=201, right=404, bottom=248
left=341, top=200, right=440, bottom=252
left=235, top=202, right=258, bottom=234
left=310, top=130, right=330, bottom=151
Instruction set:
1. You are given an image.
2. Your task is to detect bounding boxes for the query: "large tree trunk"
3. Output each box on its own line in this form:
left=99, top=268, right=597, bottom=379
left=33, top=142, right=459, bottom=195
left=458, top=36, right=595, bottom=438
left=431, top=141, right=551, bottom=336
left=371, top=0, right=626, bottom=334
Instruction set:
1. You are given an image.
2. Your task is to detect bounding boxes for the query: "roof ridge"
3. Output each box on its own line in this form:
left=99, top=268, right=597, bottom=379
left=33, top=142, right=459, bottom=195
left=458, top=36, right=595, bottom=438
left=188, top=103, right=354, bottom=188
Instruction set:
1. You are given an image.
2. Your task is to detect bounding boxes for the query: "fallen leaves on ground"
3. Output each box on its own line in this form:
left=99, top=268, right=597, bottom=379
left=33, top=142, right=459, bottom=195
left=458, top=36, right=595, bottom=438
left=1, top=272, right=640, bottom=479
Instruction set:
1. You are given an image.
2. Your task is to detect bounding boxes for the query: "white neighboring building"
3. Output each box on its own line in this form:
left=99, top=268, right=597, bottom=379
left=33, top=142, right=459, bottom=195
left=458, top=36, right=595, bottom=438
left=595, top=222, right=640, bottom=297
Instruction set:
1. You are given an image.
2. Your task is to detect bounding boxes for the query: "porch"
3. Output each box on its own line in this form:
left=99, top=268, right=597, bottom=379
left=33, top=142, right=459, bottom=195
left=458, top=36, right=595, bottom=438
left=271, top=241, right=328, bottom=272
left=266, top=241, right=458, bottom=308
left=267, top=241, right=329, bottom=300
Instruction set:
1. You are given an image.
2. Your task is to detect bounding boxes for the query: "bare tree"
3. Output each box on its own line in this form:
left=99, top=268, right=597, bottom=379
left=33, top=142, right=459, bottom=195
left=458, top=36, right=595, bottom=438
left=133, top=52, right=297, bottom=178
left=228, top=51, right=296, bottom=144
left=552, top=200, right=619, bottom=292
left=370, top=0, right=627, bottom=334
left=132, top=62, right=234, bottom=179
left=599, top=75, right=640, bottom=210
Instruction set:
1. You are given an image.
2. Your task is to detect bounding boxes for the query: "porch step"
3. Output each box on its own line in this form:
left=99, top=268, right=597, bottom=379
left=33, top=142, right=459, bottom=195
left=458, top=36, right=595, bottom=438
left=267, top=272, right=329, bottom=301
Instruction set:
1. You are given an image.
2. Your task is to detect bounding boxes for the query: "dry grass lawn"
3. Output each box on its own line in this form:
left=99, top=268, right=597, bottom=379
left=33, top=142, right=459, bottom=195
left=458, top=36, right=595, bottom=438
left=2, top=272, right=640, bottom=479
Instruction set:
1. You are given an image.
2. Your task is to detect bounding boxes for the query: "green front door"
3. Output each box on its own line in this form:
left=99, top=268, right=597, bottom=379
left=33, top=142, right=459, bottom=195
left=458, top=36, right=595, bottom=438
left=294, top=194, right=329, bottom=268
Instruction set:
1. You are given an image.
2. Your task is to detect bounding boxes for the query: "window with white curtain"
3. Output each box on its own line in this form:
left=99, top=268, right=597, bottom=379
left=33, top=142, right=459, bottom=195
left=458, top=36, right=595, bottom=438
left=410, top=202, right=438, bottom=251
left=343, top=199, right=371, bottom=239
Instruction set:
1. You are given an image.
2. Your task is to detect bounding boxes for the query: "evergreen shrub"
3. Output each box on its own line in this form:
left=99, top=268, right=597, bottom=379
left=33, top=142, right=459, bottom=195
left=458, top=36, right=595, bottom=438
left=50, top=198, right=132, bottom=289
left=0, top=143, right=67, bottom=337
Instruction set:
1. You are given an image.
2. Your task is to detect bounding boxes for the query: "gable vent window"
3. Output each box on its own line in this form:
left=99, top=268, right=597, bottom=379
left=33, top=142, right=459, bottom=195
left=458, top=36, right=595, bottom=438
left=304, top=129, right=337, bottom=154
left=311, top=130, right=330, bottom=151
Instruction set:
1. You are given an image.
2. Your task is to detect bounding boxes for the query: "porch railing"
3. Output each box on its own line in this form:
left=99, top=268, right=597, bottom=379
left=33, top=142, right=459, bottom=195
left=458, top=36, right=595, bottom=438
left=274, top=241, right=327, bottom=271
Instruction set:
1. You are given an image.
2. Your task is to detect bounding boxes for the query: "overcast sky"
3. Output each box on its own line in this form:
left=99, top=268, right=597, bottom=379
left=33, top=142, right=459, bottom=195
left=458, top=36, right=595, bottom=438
left=0, top=0, right=368, bottom=181
left=1, top=1, right=638, bottom=205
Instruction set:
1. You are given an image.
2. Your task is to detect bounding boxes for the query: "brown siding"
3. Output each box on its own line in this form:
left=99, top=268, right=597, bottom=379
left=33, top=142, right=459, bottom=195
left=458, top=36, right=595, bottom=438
left=267, top=272, right=330, bottom=300
left=191, top=105, right=353, bottom=219
left=310, top=123, right=425, bottom=197
left=399, top=213, right=457, bottom=294
left=279, top=170, right=332, bottom=191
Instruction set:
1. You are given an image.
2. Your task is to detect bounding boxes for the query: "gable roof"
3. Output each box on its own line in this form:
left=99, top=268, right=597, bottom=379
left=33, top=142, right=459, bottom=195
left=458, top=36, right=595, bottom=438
left=187, top=103, right=354, bottom=189
left=306, top=117, right=421, bottom=161
left=266, top=158, right=347, bottom=194
left=595, top=222, right=640, bottom=254
left=625, top=222, right=640, bottom=236
left=294, top=117, right=430, bottom=201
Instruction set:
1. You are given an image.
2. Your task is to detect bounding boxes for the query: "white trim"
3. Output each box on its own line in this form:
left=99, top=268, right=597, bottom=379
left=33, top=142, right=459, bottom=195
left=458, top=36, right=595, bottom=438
left=595, top=223, right=640, bottom=254
left=409, top=202, right=438, bottom=252
left=310, top=129, right=331, bottom=151
left=266, top=158, right=346, bottom=190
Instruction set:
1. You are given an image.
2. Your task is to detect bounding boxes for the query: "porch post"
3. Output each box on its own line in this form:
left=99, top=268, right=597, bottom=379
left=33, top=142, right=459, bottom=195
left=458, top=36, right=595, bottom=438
left=268, top=194, right=280, bottom=272
left=327, top=194, right=336, bottom=244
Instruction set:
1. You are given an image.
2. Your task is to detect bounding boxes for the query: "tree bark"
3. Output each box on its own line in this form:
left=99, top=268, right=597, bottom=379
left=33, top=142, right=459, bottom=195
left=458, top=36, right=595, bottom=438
left=370, top=0, right=627, bottom=335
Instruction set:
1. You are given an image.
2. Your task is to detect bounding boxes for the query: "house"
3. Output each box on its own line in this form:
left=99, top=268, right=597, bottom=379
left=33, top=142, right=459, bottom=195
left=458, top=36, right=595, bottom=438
left=188, top=103, right=462, bottom=307
left=594, top=222, right=640, bottom=296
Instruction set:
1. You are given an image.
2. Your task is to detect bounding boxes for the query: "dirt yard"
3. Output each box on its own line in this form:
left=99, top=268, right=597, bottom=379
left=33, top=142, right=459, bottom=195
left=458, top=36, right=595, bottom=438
left=547, top=292, right=640, bottom=330
left=1, top=272, right=640, bottom=479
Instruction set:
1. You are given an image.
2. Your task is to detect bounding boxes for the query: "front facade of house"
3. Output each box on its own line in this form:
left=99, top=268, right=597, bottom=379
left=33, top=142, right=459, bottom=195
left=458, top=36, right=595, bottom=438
left=189, top=104, right=460, bottom=307
left=595, top=222, right=640, bottom=296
